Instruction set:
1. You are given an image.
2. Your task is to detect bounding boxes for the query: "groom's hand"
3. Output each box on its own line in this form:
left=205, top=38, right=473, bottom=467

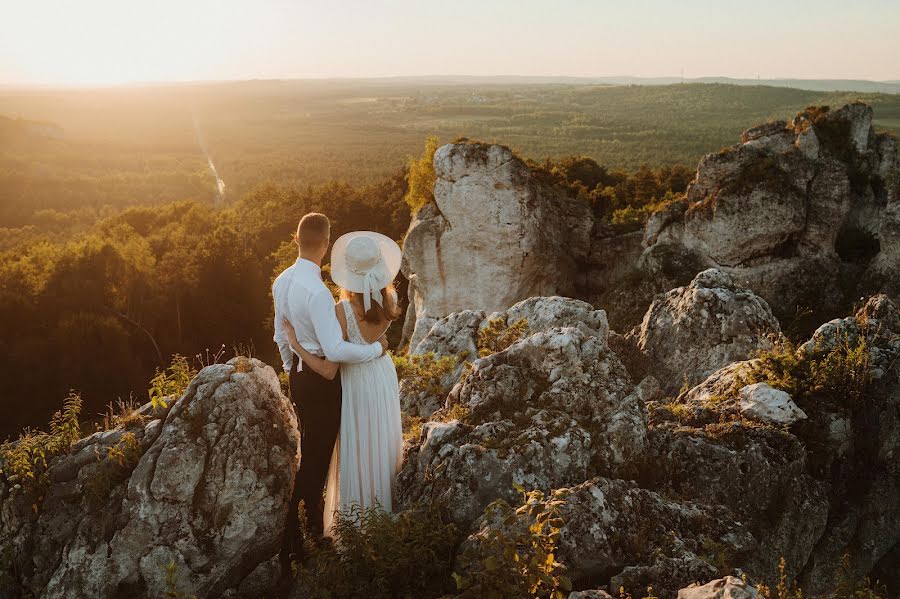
left=377, top=334, right=389, bottom=355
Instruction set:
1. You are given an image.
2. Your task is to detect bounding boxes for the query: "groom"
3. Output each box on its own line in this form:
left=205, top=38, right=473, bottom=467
left=273, top=213, right=387, bottom=561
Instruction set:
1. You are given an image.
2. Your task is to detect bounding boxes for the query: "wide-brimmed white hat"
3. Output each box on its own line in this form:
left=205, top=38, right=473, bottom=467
left=330, top=231, right=402, bottom=312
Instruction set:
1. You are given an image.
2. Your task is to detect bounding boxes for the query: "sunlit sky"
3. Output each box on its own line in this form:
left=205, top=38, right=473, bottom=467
left=1, top=0, right=898, bottom=86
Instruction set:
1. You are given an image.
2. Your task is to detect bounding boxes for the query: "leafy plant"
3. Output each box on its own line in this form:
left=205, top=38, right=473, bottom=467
left=405, top=135, right=439, bottom=215
left=743, top=333, right=871, bottom=412
left=453, top=486, right=572, bottom=599
left=477, top=318, right=529, bottom=358
left=99, top=397, right=147, bottom=431
left=294, top=503, right=461, bottom=599
left=148, top=354, right=197, bottom=410
left=392, top=351, right=459, bottom=395
left=0, top=392, right=83, bottom=495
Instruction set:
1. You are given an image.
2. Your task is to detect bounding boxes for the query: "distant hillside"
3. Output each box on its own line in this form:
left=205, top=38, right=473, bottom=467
left=2, top=80, right=900, bottom=228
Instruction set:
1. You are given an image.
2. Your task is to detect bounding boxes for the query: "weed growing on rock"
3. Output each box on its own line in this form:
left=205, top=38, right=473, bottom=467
left=477, top=318, right=528, bottom=358
left=0, top=392, right=83, bottom=494
left=163, top=561, right=197, bottom=599
left=294, top=503, right=460, bottom=599
left=99, top=397, right=147, bottom=431
left=392, top=351, right=459, bottom=395
left=453, top=486, right=572, bottom=599
left=148, top=354, right=197, bottom=410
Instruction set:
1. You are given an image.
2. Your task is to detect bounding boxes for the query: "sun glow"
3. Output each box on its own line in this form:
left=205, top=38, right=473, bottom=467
left=0, top=0, right=286, bottom=86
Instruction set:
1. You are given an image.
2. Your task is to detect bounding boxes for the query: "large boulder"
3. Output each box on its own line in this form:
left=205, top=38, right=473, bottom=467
left=641, top=102, right=900, bottom=325
left=401, top=142, right=594, bottom=348
left=1, top=357, right=300, bottom=599
left=397, top=299, right=646, bottom=527
left=627, top=269, right=780, bottom=394
left=402, top=296, right=609, bottom=419
left=677, top=576, right=759, bottom=599
left=643, top=295, right=900, bottom=594
left=465, top=477, right=755, bottom=599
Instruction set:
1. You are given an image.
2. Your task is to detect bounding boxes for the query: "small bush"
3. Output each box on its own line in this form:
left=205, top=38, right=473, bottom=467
left=295, top=503, right=461, bottom=599
left=405, top=136, right=439, bottom=215
left=744, top=334, right=871, bottom=412
left=0, top=392, right=83, bottom=494
left=392, top=351, right=459, bottom=395
left=756, top=555, right=886, bottom=599
left=100, top=397, right=147, bottom=431
left=477, top=318, right=528, bottom=358
left=453, top=486, right=572, bottom=599
left=148, top=354, right=197, bottom=410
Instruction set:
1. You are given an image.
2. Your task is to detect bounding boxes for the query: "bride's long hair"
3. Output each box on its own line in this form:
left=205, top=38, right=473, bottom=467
left=340, top=282, right=402, bottom=324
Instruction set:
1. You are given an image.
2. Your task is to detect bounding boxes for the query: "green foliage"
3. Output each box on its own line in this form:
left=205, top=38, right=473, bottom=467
left=405, top=136, right=439, bottom=214
left=392, top=351, right=459, bottom=395
left=294, top=503, right=461, bottom=599
left=756, top=555, right=886, bottom=599
left=744, top=334, right=871, bottom=413
left=100, top=397, right=147, bottom=431
left=477, top=318, right=529, bottom=358
left=453, top=487, right=571, bottom=599
left=148, top=355, right=197, bottom=410
left=0, top=392, right=83, bottom=495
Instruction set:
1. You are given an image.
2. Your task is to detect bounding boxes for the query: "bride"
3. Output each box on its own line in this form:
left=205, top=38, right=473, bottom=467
left=282, top=231, right=404, bottom=536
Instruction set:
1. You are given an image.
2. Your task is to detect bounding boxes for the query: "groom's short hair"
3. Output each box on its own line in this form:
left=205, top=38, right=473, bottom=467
left=295, top=213, right=330, bottom=250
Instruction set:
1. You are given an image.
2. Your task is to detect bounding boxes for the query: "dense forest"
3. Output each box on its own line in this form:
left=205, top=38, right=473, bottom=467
left=2, top=81, right=899, bottom=438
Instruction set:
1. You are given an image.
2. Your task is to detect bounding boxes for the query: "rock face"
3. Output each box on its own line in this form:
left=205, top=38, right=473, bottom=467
left=397, top=297, right=646, bottom=526
left=627, top=269, right=780, bottom=394
left=641, top=103, right=900, bottom=324
left=401, top=142, right=594, bottom=348
left=738, top=382, right=807, bottom=425
left=0, top=358, right=300, bottom=599
left=677, top=576, right=759, bottom=599
left=401, top=296, right=610, bottom=419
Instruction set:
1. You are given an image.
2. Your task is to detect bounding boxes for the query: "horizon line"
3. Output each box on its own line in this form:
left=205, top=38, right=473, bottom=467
left=1, top=74, right=899, bottom=91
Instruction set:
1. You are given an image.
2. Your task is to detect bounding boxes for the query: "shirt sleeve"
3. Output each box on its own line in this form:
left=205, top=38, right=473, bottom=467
left=307, top=288, right=382, bottom=363
left=272, top=280, right=294, bottom=372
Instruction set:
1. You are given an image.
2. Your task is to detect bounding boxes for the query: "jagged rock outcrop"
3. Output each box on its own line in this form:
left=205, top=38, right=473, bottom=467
left=0, top=358, right=299, bottom=599
left=401, top=142, right=594, bottom=348
left=397, top=297, right=646, bottom=526
left=641, top=103, right=900, bottom=325
left=626, top=269, right=780, bottom=394
left=402, top=296, right=609, bottom=418
left=467, top=477, right=756, bottom=598
left=645, top=295, right=900, bottom=594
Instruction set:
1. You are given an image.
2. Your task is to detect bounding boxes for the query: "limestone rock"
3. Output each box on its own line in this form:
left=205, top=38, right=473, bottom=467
left=402, top=296, right=609, bottom=419
left=738, top=383, right=807, bottom=425
left=628, top=269, right=780, bottom=394
left=640, top=102, right=899, bottom=325
left=1, top=358, right=300, bottom=599
left=677, top=576, right=759, bottom=599
left=401, top=142, right=594, bottom=348
left=397, top=308, right=645, bottom=526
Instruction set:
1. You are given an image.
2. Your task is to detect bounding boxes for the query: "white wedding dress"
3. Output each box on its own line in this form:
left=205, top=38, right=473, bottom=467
left=323, top=300, right=403, bottom=536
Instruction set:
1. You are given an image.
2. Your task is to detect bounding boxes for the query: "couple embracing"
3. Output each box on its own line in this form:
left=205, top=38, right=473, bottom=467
left=273, top=213, right=403, bottom=563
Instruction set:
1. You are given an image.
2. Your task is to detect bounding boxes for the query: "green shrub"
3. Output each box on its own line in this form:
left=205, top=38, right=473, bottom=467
left=405, top=136, right=439, bottom=215
left=477, top=318, right=529, bottom=358
left=294, top=503, right=461, bottom=599
left=148, top=354, right=197, bottom=410
left=744, top=334, right=871, bottom=413
left=756, top=555, right=886, bottom=599
left=0, top=392, right=83, bottom=495
left=453, top=486, right=572, bottom=599
left=392, top=351, right=459, bottom=395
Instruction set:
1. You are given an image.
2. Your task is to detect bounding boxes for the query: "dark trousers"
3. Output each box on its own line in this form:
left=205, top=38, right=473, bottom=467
left=284, top=354, right=342, bottom=556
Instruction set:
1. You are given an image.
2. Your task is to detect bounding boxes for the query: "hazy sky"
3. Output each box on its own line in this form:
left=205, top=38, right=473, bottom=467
left=1, top=0, right=898, bottom=85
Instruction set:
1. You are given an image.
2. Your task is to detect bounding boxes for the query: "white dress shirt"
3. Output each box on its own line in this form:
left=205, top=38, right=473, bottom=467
left=273, top=257, right=382, bottom=372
